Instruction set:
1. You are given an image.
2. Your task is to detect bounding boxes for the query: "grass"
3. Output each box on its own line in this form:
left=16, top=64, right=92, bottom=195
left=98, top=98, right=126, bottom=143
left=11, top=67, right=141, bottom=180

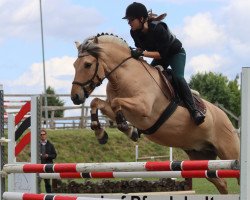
left=193, top=178, right=239, bottom=194
left=6, top=128, right=240, bottom=194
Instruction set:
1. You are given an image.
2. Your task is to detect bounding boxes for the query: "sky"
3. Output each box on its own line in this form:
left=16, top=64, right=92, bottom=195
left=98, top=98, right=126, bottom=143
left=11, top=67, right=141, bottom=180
left=1, top=0, right=250, bottom=99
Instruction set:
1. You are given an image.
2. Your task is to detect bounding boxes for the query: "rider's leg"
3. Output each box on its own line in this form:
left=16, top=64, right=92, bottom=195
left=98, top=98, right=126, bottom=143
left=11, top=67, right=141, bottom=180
left=169, top=48, right=205, bottom=125
left=176, top=77, right=205, bottom=125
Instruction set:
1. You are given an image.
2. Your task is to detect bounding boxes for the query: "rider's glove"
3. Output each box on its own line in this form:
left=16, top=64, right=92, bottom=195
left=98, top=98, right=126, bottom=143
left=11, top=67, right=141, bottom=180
left=130, top=48, right=144, bottom=59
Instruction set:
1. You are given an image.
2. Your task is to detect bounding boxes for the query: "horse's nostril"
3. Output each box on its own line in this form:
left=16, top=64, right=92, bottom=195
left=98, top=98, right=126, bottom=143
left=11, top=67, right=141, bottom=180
left=71, top=94, right=83, bottom=105
left=71, top=94, right=77, bottom=101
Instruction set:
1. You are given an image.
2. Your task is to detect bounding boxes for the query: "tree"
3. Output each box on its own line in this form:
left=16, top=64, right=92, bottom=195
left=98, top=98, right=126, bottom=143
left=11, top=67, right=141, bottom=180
left=189, top=72, right=240, bottom=127
left=42, top=86, right=64, bottom=118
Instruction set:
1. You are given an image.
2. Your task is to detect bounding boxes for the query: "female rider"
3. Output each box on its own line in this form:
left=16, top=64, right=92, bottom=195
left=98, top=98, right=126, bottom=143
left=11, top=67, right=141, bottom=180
left=123, top=2, right=205, bottom=125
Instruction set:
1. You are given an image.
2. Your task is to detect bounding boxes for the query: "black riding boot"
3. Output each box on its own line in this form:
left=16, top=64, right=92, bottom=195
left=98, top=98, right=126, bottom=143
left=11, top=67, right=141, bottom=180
left=177, top=77, right=205, bottom=125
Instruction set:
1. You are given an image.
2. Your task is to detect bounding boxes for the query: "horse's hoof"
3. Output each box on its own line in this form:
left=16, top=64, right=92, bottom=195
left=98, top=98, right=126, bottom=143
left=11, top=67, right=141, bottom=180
left=130, top=130, right=139, bottom=142
left=98, top=131, right=108, bottom=145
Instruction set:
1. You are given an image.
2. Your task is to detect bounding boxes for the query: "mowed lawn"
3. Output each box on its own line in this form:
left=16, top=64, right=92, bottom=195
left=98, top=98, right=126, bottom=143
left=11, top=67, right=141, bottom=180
left=193, top=178, right=239, bottom=194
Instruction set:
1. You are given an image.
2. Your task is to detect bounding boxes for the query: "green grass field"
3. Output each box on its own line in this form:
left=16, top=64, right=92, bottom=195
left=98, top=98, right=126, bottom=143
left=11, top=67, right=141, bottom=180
left=11, top=128, right=239, bottom=194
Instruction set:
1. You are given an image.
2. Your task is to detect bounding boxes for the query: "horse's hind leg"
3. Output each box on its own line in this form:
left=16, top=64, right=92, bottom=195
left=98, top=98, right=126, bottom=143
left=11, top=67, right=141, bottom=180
left=215, top=131, right=240, bottom=186
left=185, top=149, right=228, bottom=194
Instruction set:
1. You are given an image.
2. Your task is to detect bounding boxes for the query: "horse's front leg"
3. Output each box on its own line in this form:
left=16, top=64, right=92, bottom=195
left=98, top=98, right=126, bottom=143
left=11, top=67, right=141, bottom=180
left=111, top=96, right=154, bottom=141
left=90, top=98, right=115, bottom=144
left=115, top=109, right=139, bottom=142
left=90, top=97, right=138, bottom=143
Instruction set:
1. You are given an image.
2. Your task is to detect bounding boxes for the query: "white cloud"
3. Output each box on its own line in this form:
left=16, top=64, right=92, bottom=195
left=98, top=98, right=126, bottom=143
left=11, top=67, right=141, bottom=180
left=222, top=0, right=250, bottom=38
left=220, top=0, right=250, bottom=57
left=178, top=0, right=250, bottom=80
left=0, top=0, right=103, bottom=42
left=7, top=56, right=75, bottom=92
left=188, top=54, right=227, bottom=73
left=42, top=0, right=103, bottom=40
left=5, top=55, right=108, bottom=96
left=182, top=12, right=225, bottom=49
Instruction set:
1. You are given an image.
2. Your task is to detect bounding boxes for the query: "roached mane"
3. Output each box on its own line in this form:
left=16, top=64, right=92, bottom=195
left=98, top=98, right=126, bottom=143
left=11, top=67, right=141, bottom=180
left=79, top=33, right=129, bottom=57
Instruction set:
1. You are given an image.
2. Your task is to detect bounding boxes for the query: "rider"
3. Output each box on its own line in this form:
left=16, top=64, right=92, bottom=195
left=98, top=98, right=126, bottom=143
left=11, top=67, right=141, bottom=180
left=123, top=2, right=205, bottom=125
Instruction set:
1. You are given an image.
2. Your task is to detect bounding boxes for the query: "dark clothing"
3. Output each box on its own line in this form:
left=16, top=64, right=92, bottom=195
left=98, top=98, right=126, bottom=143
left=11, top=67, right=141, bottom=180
left=151, top=47, right=186, bottom=78
left=40, top=140, right=57, bottom=193
left=40, top=140, right=57, bottom=164
left=130, top=20, right=205, bottom=125
left=44, top=179, right=52, bottom=193
left=130, top=21, right=184, bottom=77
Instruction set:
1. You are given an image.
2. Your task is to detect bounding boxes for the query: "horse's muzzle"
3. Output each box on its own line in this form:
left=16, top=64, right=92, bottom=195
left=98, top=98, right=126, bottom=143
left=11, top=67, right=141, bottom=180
left=71, top=94, right=86, bottom=105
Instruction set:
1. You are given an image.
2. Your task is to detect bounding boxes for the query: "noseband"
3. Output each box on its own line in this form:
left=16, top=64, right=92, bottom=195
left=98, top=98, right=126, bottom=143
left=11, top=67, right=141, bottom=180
left=72, top=54, right=132, bottom=98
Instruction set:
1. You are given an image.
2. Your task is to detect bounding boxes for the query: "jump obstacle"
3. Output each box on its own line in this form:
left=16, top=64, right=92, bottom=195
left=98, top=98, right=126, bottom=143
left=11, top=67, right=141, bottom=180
left=3, top=192, right=117, bottom=200
left=0, top=67, right=250, bottom=200
left=2, top=159, right=239, bottom=174
left=7, top=96, right=39, bottom=194
left=38, top=170, right=240, bottom=179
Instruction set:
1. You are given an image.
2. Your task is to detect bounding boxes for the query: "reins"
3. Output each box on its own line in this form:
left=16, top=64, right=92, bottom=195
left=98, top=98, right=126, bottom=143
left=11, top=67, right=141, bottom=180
left=106, top=56, right=133, bottom=79
left=138, top=60, right=170, bottom=99
left=72, top=55, right=133, bottom=97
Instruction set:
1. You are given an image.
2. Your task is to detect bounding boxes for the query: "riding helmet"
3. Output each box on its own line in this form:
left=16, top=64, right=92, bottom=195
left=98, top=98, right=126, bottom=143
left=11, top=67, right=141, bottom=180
left=122, top=2, right=148, bottom=19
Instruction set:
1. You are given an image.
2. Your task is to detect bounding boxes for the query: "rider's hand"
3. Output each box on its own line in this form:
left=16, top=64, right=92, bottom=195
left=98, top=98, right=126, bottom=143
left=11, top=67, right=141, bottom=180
left=130, top=48, right=144, bottom=59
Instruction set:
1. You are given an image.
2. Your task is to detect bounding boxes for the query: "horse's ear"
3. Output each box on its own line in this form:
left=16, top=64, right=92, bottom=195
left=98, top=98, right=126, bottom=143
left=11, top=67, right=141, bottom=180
left=75, top=41, right=81, bottom=50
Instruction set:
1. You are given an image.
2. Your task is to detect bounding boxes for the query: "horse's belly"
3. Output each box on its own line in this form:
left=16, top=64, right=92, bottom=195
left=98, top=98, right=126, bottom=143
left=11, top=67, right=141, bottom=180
left=144, top=121, right=209, bottom=150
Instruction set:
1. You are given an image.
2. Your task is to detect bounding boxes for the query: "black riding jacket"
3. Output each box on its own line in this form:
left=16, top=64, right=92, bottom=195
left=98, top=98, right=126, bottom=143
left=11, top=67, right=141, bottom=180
left=40, top=140, right=57, bottom=164
left=130, top=21, right=182, bottom=67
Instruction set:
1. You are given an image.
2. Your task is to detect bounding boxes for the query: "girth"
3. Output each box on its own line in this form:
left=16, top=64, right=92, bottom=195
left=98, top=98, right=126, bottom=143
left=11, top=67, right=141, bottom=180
left=138, top=99, right=178, bottom=135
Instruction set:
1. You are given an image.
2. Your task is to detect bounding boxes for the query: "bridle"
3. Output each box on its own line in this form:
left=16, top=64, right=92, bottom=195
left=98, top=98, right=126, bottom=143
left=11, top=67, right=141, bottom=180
left=72, top=53, right=132, bottom=98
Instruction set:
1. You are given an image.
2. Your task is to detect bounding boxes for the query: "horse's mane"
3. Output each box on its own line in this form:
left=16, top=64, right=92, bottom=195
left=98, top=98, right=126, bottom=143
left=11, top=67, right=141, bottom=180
left=79, top=33, right=129, bottom=58
left=97, top=33, right=128, bottom=48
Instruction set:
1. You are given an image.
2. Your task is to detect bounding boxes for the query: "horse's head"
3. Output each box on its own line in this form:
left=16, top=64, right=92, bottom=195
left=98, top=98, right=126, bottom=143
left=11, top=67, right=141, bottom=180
left=71, top=33, right=131, bottom=105
left=71, top=36, right=103, bottom=105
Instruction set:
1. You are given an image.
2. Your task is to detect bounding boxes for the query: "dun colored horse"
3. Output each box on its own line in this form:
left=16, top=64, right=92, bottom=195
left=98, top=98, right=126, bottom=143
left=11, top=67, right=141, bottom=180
left=71, top=33, right=240, bottom=194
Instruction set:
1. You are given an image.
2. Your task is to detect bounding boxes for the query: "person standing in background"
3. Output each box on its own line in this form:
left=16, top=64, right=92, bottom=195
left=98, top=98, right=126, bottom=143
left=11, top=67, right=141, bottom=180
left=40, top=129, right=57, bottom=193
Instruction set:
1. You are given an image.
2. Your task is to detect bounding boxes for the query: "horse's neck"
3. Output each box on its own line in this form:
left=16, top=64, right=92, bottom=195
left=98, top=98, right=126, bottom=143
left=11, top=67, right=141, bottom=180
left=99, top=43, right=167, bottom=97
left=107, top=59, right=164, bottom=95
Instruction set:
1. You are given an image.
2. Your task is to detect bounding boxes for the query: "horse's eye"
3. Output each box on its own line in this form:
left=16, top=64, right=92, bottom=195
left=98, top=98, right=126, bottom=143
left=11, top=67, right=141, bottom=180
left=84, top=62, right=92, bottom=69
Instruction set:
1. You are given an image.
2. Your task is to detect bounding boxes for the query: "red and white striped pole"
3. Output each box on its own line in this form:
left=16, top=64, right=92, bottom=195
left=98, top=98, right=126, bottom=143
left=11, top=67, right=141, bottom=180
left=3, top=160, right=240, bottom=174
left=38, top=170, right=240, bottom=179
left=2, top=192, right=117, bottom=200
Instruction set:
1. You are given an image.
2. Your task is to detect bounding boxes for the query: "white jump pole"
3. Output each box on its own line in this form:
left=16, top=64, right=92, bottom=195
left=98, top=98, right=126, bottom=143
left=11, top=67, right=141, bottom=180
left=38, top=170, right=240, bottom=179
left=3, top=192, right=118, bottom=200
left=3, top=159, right=239, bottom=173
left=240, top=67, right=250, bottom=200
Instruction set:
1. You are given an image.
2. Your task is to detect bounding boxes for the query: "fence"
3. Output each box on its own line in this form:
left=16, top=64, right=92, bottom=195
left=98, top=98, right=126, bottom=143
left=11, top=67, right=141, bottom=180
left=3, top=94, right=110, bottom=129
left=3, top=94, right=240, bottom=130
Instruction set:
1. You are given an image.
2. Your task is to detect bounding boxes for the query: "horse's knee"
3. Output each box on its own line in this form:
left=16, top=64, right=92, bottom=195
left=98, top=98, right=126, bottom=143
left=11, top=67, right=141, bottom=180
left=90, top=97, right=100, bottom=108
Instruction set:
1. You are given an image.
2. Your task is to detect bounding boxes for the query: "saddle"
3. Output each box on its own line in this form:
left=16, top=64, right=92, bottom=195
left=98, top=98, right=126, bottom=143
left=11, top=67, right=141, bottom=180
left=138, top=67, right=207, bottom=135
left=156, top=67, right=207, bottom=115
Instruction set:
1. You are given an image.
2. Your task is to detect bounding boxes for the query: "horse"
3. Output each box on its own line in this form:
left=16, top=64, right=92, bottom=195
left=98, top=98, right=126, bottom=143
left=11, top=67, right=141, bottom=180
left=71, top=33, right=240, bottom=194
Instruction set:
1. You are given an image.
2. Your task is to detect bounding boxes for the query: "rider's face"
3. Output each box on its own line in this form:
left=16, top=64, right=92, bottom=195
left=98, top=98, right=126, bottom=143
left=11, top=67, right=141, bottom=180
left=128, top=17, right=143, bottom=31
